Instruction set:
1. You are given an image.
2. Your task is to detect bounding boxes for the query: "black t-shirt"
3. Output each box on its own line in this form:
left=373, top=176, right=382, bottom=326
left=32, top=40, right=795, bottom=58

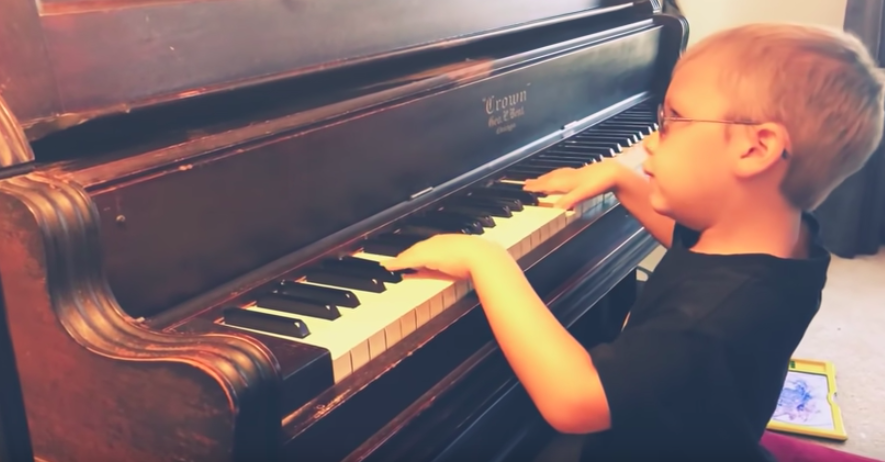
left=581, top=214, right=831, bottom=462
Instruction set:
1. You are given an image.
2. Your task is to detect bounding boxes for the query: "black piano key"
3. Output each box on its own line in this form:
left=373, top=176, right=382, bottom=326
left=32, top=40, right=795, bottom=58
left=450, top=194, right=523, bottom=212
left=257, top=292, right=341, bottom=320
left=501, top=171, right=536, bottom=182
left=599, top=121, right=654, bottom=131
left=599, top=120, right=651, bottom=127
left=439, top=205, right=504, bottom=223
left=557, top=142, right=622, bottom=154
left=442, top=201, right=513, bottom=218
left=540, top=152, right=603, bottom=162
left=433, top=209, right=496, bottom=227
left=545, top=151, right=612, bottom=161
left=612, top=114, right=656, bottom=122
left=469, top=187, right=538, bottom=206
left=601, top=126, right=654, bottom=136
left=543, top=148, right=607, bottom=157
left=321, top=257, right=404, bottom=283
left=506, top=165, right=551, bottom=175
left=362, top=240, right=406, bottom=257
left=571, top=134, right=633, bottom=145
left=611, top=116, right=655, bottom=124
left=554, top=142, right=620, bottom=152
left=329, top=255, right=412, bottom=276
left=304, top=269, right=386, bottom=293
left=595, top=123, right=647, bottom=130
left=526, top=158, right=589, bottom=168
left=567, top=139, right=626, bottom=150
left=491, top=182, right=547, bottom=198
left=362, top=233, right=424, bottom=256
left=278, top=280, right=360, bottom=307
left=398, top=223, right=476, bottom=238
left=586, top=130, right=641, bottom=141
left=223, top=307, right=311, bottom=339
left=409, top=214, right=485, bottom=235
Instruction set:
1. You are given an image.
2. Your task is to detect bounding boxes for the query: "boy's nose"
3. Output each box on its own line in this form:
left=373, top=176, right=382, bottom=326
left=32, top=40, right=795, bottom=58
left=642, top=131, right=659, bottom=155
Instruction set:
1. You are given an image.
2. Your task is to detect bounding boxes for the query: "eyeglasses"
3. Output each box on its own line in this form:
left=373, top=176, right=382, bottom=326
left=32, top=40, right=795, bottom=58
left=656, top=104, right=789, bottom=159
left=657, top=104, right=761, bottom=132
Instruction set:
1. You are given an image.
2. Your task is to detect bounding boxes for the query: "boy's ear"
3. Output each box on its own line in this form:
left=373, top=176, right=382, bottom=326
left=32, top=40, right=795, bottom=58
left=734, top=122, right=790, bottom=178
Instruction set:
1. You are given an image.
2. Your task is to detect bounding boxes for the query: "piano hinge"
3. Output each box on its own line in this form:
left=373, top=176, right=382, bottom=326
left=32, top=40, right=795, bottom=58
left=410, top=186, right=434, bottom=200
left=561, top=120, right=581, bottom=139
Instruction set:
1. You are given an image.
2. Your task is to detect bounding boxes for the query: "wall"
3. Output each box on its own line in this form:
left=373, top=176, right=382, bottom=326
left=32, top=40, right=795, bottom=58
left=677, top=0, right=848, bottom=46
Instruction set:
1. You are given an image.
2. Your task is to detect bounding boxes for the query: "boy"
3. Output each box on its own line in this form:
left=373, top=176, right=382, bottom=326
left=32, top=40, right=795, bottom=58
left=382, top=23, right=885, bottom=461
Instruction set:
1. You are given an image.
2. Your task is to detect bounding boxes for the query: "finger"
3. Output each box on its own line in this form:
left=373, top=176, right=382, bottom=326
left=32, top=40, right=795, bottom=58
left=380, top=255, right=419, bottom=271
left=554, top=188, right=584, bottom=210
left=402, top=268, right=458, bottom=282
left=379, top=240, right=432, bottom=271
left=522, top=178, right=543, bottom=191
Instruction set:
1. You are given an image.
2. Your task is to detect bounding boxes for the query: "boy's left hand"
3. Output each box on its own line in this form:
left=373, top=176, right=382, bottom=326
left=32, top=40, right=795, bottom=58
left=381, top=234, right=507, bottom=280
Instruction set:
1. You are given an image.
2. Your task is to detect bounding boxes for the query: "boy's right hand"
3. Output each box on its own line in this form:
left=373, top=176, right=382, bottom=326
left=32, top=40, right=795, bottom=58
left=523, top=160, right=623, bottom=210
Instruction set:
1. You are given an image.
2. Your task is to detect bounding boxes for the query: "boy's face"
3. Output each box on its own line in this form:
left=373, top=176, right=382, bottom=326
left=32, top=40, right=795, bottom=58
left=641, top=58, right=774, bottom=229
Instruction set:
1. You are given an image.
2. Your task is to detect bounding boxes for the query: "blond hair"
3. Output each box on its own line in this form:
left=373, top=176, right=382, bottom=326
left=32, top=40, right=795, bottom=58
left=678, top=23, right=885, bottom=210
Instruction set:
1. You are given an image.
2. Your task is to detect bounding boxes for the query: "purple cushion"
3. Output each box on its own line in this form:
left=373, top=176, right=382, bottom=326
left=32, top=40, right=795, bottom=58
left=762, top=431, right=883, bottom=462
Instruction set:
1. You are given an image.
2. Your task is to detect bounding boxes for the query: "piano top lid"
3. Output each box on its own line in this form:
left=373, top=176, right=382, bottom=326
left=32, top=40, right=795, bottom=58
left=0, top=0, right=644, bottom=143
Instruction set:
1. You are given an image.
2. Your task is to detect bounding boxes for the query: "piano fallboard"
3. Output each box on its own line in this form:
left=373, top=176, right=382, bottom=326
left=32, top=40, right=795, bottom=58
left=77, top=20, right=665, bottom=321
left=0, top=0, right=639, bottom=139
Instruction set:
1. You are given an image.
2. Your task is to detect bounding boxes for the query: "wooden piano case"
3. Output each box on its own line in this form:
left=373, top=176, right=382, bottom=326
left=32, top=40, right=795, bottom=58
left=0, top=1, right=688, bottom=461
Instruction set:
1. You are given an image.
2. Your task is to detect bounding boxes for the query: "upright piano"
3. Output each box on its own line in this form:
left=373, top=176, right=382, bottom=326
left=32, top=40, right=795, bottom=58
left=0, top=1, right=687, bottom=460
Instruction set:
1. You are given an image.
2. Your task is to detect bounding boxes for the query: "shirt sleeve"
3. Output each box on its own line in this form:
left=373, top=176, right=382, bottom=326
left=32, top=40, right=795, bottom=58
left=588, top=318, right=749, bottom=440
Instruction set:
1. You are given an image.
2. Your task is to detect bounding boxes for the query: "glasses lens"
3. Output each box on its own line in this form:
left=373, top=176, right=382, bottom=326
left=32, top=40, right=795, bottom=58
left=657, top=104, right=666, bottom=132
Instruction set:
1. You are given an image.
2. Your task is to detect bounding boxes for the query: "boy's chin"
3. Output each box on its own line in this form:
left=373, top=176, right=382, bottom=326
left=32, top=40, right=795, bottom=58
left=649, top=193, right=673, bottom=217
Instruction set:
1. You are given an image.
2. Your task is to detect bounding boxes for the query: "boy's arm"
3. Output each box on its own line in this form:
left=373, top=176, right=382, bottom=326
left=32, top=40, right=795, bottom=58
left=539, top=153, right=676, bottom=248
left=609, top=161, right=676, bottom=248
left=470, top=250, right=739, bottom=438
left=469, top=246, right=613, bottom=434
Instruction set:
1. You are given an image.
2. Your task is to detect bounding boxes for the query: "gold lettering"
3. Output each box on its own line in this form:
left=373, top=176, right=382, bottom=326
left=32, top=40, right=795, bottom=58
left=482, top=87, right=529, bottom=135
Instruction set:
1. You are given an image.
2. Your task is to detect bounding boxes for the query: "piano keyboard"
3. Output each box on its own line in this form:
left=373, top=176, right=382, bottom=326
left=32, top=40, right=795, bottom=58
left=218, top=102, right=658, bottom=382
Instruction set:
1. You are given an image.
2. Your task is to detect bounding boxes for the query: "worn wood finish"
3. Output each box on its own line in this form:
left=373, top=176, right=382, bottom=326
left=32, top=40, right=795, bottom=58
left=0, top=0, right=61, bottom=134
left=1, top=0, right=643, bottom=140
left=0, top=173, right=282, bottom=462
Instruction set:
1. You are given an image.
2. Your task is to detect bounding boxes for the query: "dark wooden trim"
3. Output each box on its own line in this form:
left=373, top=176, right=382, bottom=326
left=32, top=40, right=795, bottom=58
left=7, top=0, right=642, bottom=140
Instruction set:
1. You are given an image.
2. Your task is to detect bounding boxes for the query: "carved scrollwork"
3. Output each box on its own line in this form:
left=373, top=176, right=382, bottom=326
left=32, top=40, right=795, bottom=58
left=0, top=172, right=282, bottom=459
left=0, top=94, right=34, bottom=168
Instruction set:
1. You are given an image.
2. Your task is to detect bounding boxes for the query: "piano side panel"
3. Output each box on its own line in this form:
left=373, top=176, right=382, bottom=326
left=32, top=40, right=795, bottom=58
left=34, top=0, right=634, bottom=117
left=85, top=26, right=662, bottom=319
